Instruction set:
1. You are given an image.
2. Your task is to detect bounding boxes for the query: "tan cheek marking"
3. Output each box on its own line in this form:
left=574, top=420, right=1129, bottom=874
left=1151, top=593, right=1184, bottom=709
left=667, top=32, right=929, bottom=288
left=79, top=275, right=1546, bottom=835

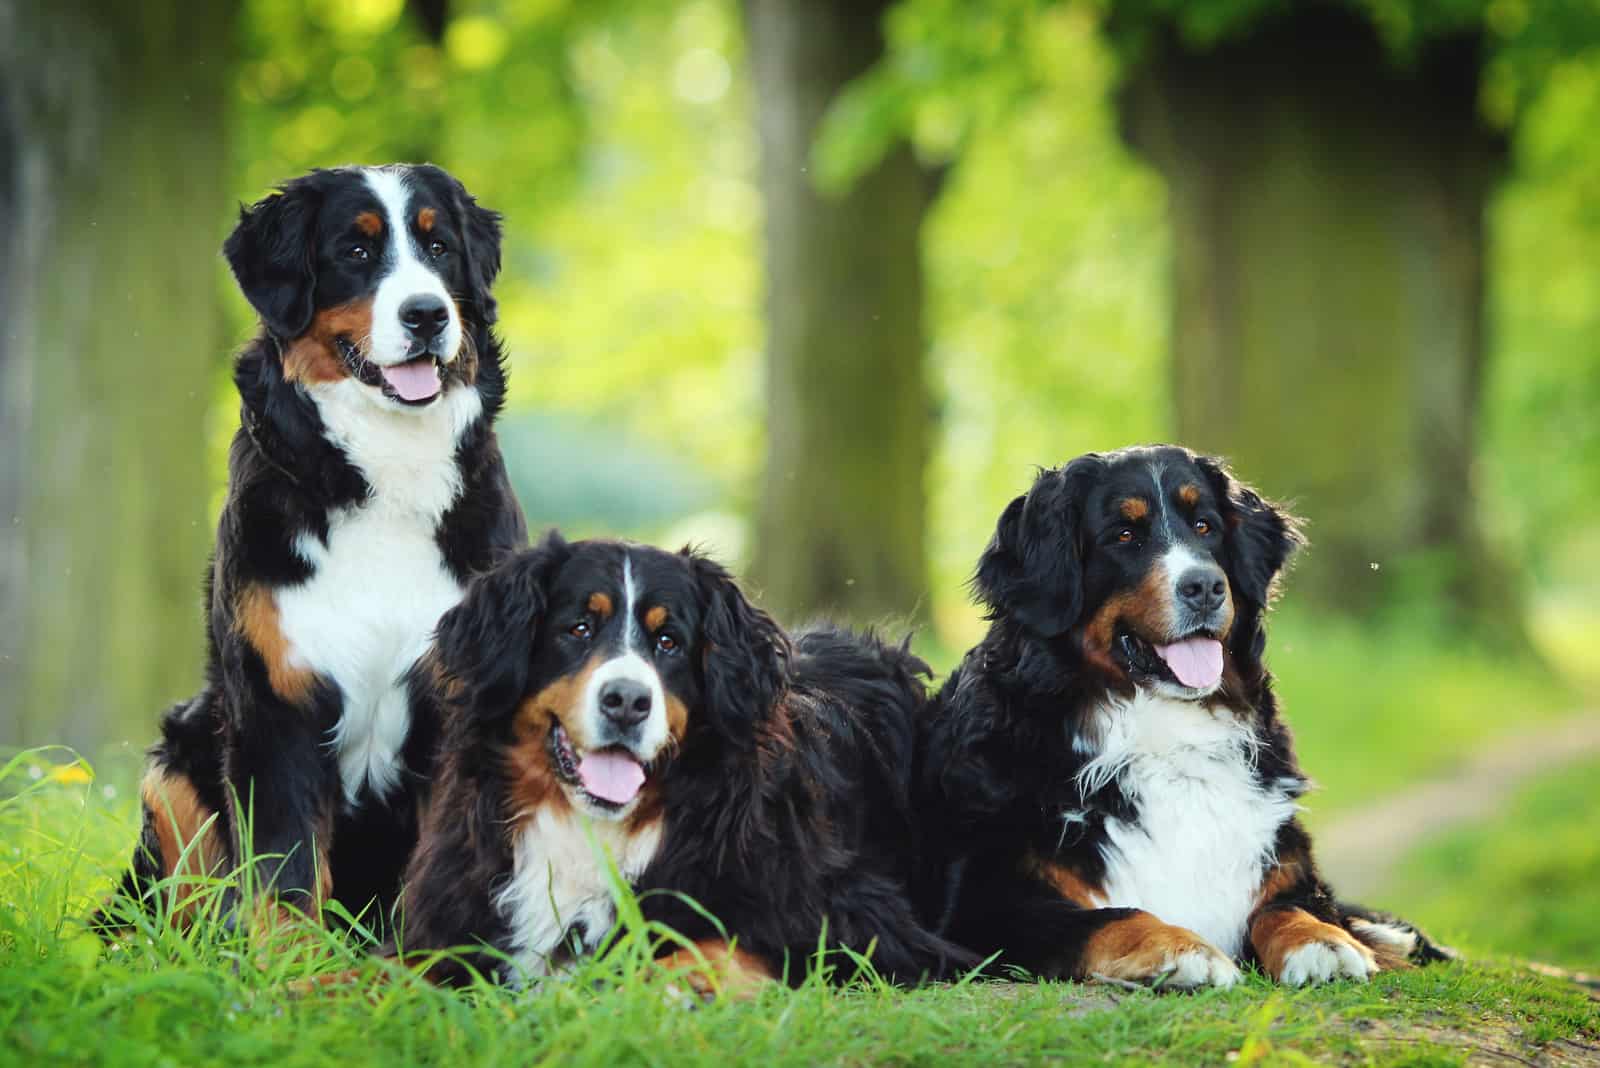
left=656, top=939, right=776, bottom=1002
left=417, top=207, right=436, bottom=232
left=355, top=211, right=382, bottom=237
left=1118, top=498, right=1149, bottom=521
left=1177, top=483, right=1201, bottom=508
left=1081, top=913, right=1220, bottom=981
left=449, top=318, right=480, bottom=383
left=281, top=300, right=374, bottom=385
left=234, top=585, right=315, bottom=705
left=1250, top=908, right=1376, bottom=979
left=512, top=654, right=605, bottom=771
left=505, top=699, right=567, bottom=826
left=1079, top=563, right=1176, bottom=667
left=664, top=694, right=690, bottom=741
left=588, top=592, right=613, bottom=621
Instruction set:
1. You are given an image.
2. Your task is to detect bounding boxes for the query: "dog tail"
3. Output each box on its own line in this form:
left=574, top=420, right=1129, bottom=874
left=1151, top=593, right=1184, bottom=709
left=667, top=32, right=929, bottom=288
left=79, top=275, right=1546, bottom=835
left=1340, top=901, right=1456, bottom=969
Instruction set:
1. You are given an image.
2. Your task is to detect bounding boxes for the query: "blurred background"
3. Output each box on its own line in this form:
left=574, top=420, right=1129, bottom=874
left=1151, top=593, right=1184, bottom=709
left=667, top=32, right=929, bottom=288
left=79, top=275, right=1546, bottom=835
left=1, top=0, right=1596, bottom=969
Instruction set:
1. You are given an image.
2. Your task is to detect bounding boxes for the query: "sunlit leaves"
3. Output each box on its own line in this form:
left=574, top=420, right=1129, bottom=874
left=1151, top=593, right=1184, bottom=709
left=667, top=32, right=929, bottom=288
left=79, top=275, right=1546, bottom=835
left=446, top=14, right=510, bottom=70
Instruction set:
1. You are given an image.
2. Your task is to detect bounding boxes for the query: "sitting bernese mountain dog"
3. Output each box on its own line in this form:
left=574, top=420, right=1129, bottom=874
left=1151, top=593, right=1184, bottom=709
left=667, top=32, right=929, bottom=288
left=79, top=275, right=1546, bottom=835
left=917, top=445, right=1446, bottom=988
left=395, top=532, right=971, bottom=995
left=100, top=165, right=526, bottom=934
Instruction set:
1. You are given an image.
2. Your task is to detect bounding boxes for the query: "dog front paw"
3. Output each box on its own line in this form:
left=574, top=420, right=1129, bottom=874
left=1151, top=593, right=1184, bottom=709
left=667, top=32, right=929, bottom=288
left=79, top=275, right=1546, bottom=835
left=1084, top=913, right=1240, bottom=990
left=1254, top=910, right=1378, bottom=986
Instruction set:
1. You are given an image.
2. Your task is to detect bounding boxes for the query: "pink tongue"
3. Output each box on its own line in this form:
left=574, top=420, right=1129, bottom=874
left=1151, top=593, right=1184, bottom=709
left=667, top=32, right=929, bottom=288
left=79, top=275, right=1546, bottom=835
left=1154, top=637, right=1224, bottom=690
left=380, top=358, right=441, bottom=401
left=576, top=750, right=646, bottom=805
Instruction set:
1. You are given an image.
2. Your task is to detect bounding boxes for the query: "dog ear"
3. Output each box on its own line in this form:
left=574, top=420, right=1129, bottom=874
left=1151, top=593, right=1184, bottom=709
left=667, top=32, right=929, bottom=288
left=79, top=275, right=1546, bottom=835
left=433, top=531, right=571, bottom=714
left=686, top=551, right=791, bottom=743
left=223, top=175, right=323, bottom=339
left=973, top=459, right=1096, bottom=638
left=1196, top=455, right=1303, bottom=608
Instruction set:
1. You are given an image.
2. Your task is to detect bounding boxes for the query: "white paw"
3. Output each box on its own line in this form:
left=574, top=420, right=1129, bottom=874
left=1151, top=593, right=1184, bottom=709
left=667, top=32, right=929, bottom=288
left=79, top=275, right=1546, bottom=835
left=1278, top=939, right=1378, bottom=986
left=1161, top=945, right=1242, bottom=990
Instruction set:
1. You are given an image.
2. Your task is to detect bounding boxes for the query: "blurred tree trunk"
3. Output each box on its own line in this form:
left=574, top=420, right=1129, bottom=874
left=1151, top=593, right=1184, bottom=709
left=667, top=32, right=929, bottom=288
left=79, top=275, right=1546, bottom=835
left=0, top=0, right=236, bottom=752
left=744, top=0, right=936, bottom=626
left=1119, top=7, right=1520, bottom=635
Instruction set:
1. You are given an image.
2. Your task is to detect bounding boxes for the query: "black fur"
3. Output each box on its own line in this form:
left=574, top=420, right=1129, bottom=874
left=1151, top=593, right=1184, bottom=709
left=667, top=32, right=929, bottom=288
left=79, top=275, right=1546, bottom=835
left=98, top=165, right=526, bottom=937
left=398, top=536, right=974, bottom=988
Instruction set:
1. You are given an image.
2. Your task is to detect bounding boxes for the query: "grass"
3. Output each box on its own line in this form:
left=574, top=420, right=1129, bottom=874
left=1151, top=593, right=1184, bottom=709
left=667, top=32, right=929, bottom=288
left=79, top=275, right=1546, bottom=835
left=4, top=614, right=1596, bottom=1067
left=3, top=752, right=1597, bottom=1067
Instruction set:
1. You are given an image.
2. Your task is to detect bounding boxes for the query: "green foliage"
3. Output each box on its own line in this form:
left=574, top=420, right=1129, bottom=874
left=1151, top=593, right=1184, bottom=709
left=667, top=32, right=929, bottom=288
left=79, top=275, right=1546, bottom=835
left=235, top=0, right=607, bottom=202
left=3, top=753, right=1596, bottom=1067
left=816, top=0, right=1600, bottom=193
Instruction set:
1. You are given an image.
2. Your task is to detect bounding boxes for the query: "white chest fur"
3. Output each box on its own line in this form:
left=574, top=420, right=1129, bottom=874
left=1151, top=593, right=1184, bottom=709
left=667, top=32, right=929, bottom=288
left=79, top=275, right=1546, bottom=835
left=494, top=808, right=662, bottom=984
left=1071, top=692, right=1298, bottom=957
left=275, top=380, right=483, bottom=805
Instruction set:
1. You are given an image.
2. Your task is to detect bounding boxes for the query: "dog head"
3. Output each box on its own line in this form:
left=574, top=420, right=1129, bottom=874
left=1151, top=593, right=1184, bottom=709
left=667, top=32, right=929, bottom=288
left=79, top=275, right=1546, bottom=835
left=432, top=533, right=789, bottom=821
left=224, top=164, right=502, bottom=411
left=974, top=445, right=1301, bottom=700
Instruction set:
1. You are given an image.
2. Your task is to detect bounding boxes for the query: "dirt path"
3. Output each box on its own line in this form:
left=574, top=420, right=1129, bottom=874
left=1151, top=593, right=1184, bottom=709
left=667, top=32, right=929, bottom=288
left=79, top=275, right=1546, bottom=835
left=1316, top=713, right=1600, bottom=900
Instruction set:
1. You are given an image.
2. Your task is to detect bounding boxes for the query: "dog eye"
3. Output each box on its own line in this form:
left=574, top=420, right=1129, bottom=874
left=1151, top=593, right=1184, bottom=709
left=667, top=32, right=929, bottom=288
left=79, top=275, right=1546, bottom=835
left=569, top=621, right=592, bottom=640
left=1194, top=519, right=1213, bottom=536
left=428, top=239, right=447, bottom=257
left=347, top=245, right=370, bottom=262
left=655, top=633, right=677, bottom=655
left=1117, top=529, right=1136, bottom=544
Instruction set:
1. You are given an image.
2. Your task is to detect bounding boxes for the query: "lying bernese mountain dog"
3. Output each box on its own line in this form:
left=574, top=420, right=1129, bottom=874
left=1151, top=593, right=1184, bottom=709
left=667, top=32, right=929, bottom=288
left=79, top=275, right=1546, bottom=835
left=395, top=532, right=971, bottom=995
left=100, top=165, right=526, bottom=934
left=917, top=445, right=1446, bottom=988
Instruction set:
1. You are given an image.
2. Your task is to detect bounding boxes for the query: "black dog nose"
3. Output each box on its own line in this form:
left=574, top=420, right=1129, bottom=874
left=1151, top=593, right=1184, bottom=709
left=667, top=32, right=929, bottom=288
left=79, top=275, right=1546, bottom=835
left=399, top=295, right=449, bottom=342
left=1177, top=567, right=1228, bottom=614
left=598, top=678, right=653, bottom=728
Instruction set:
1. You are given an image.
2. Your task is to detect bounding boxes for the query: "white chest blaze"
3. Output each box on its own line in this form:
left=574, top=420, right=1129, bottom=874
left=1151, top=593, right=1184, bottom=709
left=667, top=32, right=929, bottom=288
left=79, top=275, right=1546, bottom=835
left=274, top=379, right=483, bottom=804
left=1072, top=692, right=1298, bottom=957
left=495, top=808, right=662, bottom=983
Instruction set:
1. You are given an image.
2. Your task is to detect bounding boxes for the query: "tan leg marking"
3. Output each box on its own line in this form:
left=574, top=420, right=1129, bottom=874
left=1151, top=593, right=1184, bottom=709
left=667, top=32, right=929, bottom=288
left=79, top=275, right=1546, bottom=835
left=657, top=939, right=776, bottom=1002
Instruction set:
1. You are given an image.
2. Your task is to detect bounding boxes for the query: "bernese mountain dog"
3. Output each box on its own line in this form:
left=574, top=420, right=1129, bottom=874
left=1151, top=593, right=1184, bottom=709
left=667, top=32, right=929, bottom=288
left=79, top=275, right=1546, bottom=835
left=394, top=532, right=972, bottom=995
left=100, top=165, right=526, bottom=934
left=917, top=445, right=1446, bottom=988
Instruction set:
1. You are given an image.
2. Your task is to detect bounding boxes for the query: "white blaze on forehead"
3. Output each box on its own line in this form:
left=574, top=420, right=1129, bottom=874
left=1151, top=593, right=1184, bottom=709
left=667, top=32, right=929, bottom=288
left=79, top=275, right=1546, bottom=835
left=1148, top=461, right=1169, bottom=526
left=622, top=554, right=642, bottom=651
left=361, top=167, right=461, bottom=368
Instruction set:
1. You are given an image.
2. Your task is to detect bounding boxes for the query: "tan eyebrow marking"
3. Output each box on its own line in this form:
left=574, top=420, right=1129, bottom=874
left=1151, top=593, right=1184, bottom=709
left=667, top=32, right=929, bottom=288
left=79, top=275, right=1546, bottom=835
left=1177, top=483, right=1201, bottom=508
left=644, top=606, right=668, bottom=631
left=1118, top=498, right=1149, bottom=521
left=587, top=592, right=613, bottom=620
left=355, top=211, right=382, bottom=236
left=417, top=206, right=436, bottom=232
